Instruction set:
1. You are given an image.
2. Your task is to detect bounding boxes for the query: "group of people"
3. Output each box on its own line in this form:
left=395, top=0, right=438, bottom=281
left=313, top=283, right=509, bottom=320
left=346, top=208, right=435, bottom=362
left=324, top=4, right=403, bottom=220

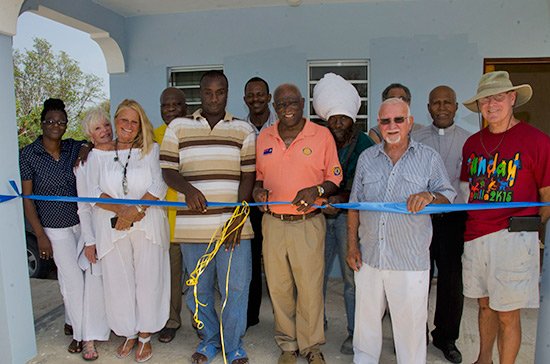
left=20, top=69, right=550, bottom=364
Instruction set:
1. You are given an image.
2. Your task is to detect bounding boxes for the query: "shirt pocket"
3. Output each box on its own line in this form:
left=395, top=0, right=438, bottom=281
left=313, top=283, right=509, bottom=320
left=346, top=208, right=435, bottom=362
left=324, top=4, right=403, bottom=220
left=399, top=173, right=429, bottom=197
left=360, top=173, right=385, bottom=201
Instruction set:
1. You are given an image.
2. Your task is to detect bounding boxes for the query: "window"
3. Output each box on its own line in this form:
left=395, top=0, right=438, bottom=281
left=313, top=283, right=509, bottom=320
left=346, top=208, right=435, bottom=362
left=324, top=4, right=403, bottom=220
left=307, top=60, right=369, bottom=131
left=168, top=65, right=223, bottom=115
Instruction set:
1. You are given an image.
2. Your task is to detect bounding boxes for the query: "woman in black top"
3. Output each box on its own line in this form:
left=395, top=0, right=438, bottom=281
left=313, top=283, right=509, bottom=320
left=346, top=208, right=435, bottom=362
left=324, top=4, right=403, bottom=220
left=20, top=98, right=86, bottom=354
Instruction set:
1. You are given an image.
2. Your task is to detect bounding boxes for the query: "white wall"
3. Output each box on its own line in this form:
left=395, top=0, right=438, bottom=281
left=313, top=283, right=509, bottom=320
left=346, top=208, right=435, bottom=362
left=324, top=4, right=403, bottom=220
left=109, top=0, right=550, bottom=132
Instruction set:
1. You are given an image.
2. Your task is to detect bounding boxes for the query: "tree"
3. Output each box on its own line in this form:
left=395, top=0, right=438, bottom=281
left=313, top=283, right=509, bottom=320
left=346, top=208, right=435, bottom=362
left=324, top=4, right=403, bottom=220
left=14, top=37, right=106, bottom=147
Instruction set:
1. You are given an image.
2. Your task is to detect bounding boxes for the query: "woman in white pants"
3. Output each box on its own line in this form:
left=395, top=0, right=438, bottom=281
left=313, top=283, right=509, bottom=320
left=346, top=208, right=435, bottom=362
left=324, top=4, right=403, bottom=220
left=20, top=98, right=86, bottom=353
left=75, top=108, right=113, bottom=360
left=87, top=99, right=169, bottom=363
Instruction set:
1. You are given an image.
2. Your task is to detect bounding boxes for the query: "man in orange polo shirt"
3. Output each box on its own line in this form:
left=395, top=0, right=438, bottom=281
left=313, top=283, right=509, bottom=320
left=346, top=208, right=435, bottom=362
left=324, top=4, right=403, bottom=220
left=253, top=83, right=342, bottom=364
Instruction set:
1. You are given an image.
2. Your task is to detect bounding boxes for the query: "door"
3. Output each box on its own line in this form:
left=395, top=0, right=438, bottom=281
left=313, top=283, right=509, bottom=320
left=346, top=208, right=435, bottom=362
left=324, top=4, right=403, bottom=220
left=484, top=58, right=550, bottom=135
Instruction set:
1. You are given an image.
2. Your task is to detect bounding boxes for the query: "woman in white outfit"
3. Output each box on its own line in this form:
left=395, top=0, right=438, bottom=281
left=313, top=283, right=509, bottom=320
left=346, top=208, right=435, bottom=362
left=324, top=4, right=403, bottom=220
left=86, top=99, right=169, bottom=363
left=75, top=108, right=113, bottom=360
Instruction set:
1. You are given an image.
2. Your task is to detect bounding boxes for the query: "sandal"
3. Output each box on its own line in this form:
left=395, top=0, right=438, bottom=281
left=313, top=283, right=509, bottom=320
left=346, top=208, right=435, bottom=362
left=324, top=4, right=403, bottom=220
left=135, top=335, right=152, bottom=363
left=82, top=341, right=98, bottom=361
left=116, top=335, right=137, bottom=359
left=64, top=323, right=73, bottom=336
left=68, top=339, right=82, bottom=354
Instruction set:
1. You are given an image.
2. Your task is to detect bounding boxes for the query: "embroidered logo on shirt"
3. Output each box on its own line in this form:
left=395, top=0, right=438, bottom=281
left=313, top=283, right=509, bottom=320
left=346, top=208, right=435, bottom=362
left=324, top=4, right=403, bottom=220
left=333, top=166, right=342, bottom=176
left=263, top=148, right=273, bottom=155
left=302, top=147, right=312, bottom=156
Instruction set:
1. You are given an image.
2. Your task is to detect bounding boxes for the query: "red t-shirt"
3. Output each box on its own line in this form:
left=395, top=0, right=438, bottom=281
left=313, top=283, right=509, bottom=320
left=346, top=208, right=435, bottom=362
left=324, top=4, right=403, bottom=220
left=460, top=121, right=550, bottom=241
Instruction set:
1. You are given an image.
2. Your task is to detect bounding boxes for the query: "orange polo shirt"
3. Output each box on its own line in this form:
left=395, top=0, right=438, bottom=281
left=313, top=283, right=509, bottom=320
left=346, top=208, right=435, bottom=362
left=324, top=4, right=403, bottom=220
left=256, top=119, right=342, bottom=215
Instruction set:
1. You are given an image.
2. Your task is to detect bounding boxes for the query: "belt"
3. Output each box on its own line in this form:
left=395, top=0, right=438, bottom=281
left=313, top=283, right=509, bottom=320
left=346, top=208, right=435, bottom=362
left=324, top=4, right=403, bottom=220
left=267, top=209, right=321, bottom=221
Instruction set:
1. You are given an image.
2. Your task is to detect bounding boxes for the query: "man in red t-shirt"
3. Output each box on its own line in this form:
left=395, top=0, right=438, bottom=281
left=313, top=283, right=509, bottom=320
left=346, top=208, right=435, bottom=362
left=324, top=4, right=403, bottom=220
left=460, top=71, right=550, bottom=364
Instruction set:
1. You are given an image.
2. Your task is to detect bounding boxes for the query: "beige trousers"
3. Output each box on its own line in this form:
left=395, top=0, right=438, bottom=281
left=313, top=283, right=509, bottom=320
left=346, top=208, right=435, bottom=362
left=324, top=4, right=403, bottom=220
left=262, top=213, right=326, bottom=355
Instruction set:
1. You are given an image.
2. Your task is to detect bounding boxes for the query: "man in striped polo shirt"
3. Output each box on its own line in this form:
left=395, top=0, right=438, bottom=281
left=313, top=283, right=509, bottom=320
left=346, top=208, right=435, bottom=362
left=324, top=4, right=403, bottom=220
left=347, top=98, right=455, bottom=364
left=160, top=70, right=256, bottom=364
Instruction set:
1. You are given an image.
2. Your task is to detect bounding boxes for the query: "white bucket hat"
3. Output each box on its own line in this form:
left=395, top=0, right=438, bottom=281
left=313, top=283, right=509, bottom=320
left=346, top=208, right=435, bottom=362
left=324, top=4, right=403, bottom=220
left=463, top=71, right=532, bottom=112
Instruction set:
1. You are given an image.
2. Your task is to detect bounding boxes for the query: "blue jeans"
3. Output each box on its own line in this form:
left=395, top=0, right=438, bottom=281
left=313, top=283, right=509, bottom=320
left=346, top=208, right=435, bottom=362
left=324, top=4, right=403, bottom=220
left=323, top=213, right=355, bottom=335
left=181, top=240, right=251, bottom=360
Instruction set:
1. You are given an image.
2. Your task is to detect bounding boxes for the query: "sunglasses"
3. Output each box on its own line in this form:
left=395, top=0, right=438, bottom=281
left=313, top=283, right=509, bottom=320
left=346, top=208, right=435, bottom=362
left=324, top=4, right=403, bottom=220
left=378, top=116, right=408, bottom=125
left=42, top=119, right=68, bottom=126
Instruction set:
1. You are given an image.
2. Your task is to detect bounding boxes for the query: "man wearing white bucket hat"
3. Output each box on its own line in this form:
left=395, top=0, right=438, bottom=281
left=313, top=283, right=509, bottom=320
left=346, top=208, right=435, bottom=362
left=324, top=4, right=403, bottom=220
left=460, top=71, right=550, bottom=364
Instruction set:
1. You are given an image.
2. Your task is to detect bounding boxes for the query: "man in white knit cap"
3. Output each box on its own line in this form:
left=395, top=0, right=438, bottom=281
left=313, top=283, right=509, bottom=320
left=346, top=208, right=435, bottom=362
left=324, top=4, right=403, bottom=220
left=312, top=73, right=374, bottom=355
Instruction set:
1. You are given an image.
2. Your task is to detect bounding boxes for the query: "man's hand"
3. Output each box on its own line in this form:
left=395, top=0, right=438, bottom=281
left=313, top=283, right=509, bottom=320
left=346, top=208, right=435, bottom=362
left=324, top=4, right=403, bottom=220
left=223, top=210, right=246, bottom=251
left=291, top=186, right=319, bottom=213
left=37, top=233, right=53, bottom=260
left=323, top=194, right=345, bottom=215
left=346, top=244, right=363, bottom=272
left=84, top=245, right=97, bottom=264
left=406, top=191, right=434, bottom=213
left=184, top=185, right=208, bottom=212
left=253, top=187, right=270, bottom=212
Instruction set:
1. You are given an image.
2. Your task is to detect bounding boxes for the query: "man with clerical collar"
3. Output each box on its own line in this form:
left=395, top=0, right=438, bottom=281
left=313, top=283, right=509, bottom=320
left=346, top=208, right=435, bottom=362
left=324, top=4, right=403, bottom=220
left=412, top=85, right=471, bottom=363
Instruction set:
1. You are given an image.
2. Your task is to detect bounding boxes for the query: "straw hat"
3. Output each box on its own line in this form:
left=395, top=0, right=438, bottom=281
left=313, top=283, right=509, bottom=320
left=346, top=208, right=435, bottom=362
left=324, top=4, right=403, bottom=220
left=463, top=71, right=532, bottom=112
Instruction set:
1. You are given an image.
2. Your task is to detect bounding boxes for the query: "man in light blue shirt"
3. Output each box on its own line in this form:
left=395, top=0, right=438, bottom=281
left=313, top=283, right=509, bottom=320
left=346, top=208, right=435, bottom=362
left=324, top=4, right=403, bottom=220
left=347, top=98, right=456, bottom=364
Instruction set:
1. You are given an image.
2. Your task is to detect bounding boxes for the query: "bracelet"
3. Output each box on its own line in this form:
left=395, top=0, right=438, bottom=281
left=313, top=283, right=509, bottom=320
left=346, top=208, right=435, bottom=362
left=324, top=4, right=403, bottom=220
left=316, top=185, right=325, bottom=197
left=429, top=192, right=437, bottom=203
left=136, top=205, right=145, bottom=214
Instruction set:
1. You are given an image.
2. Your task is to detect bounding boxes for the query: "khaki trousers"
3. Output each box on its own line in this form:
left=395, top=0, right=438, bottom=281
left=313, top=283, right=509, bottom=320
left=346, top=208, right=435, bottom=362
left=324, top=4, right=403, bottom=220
left=262, top=213, right=326, bottom=355
left=165, top=243, right=183, bottom=329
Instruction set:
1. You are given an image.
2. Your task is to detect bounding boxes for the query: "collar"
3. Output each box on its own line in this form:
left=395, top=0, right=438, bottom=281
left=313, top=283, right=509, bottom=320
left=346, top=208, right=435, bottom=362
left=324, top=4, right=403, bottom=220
left=429, top=122, right=456, bottom=136
left=265, top=119, right=316, bottom=139
left=33, top=136, right=71, bottom=155
left=375, top=137, right=418, bottom=158
left=192, top=109, right=235, bottom=123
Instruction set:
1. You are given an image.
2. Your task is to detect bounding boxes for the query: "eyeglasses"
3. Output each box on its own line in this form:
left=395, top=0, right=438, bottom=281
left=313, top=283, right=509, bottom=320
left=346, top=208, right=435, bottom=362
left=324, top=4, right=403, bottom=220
left=274, top=99, right=301, bottom=110
left=379, top=116, right=409, bottom=125
left=42, top=119, right=68, bottom=126
left=478, top=92, right=510, bottom=105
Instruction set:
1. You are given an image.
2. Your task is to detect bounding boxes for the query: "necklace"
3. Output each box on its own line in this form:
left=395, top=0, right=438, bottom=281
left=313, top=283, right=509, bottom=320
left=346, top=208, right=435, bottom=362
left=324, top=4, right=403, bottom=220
left=479, top=113, right=513, bottom=158
left=114, top=139, right=134, bottom=195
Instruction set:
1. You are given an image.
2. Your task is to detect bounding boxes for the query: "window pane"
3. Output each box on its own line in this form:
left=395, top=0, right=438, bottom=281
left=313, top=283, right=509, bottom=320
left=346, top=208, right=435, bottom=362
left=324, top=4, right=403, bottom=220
left=310, top=65, right=367, bottom=81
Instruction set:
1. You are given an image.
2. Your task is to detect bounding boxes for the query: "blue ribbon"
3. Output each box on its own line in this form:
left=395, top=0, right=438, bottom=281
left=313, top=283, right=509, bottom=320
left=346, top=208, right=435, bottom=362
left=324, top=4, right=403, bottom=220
left=5, top=180, right=550, bottom=214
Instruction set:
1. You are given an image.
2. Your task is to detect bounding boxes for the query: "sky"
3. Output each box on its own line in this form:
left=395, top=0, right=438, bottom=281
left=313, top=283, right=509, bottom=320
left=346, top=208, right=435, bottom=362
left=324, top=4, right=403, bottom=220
left=13, top=12, right=110, bottom=98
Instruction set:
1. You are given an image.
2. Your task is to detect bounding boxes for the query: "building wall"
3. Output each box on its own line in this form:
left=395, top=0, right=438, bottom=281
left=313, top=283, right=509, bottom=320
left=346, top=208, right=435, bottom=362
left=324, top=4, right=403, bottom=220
left=109, top=0, right=550, bottom=131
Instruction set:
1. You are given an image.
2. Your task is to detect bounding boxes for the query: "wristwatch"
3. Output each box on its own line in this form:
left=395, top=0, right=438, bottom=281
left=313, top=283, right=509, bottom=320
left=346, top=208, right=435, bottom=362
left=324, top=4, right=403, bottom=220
left=429, top=192, right=437, bottom=203
left=317, top=185, right=325, bottom=197
left=136, top=205, right=145, bottom=214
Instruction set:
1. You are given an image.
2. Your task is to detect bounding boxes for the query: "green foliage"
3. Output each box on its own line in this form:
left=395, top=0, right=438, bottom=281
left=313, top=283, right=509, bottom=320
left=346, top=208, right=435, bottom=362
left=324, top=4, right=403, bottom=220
left=14, top=38, right=107, bottom=147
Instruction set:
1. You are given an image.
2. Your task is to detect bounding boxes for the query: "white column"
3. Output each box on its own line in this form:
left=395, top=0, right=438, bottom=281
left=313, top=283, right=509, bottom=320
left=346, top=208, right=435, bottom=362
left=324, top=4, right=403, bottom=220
left=0, top=33, right=37, bottom=363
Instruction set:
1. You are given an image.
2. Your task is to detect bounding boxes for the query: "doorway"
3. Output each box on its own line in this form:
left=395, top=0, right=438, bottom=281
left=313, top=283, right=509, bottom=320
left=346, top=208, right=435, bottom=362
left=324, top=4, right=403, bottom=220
left=484, top=58, right=550, bottom=135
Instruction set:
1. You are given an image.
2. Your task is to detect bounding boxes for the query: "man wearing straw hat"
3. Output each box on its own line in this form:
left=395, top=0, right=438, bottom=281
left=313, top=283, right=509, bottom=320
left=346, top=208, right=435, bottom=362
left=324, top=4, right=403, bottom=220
left=460, top=71, right=550, bottom=364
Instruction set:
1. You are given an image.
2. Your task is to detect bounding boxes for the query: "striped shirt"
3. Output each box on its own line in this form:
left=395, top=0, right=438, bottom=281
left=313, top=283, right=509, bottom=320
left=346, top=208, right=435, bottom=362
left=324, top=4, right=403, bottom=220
left=349, top=139, right=456, bottom=270
left=159, top=110, right=256, bottom=243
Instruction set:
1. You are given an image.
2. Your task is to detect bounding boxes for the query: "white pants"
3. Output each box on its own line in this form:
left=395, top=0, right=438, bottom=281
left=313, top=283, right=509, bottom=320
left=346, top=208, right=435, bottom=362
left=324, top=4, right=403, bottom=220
left=101, top=230, right=169, bottom=337
left=82, top=266, right=110, bottom=341
left=45, top=225, right=84, bottom=341
left=354, top=264, right=429, bottom=364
